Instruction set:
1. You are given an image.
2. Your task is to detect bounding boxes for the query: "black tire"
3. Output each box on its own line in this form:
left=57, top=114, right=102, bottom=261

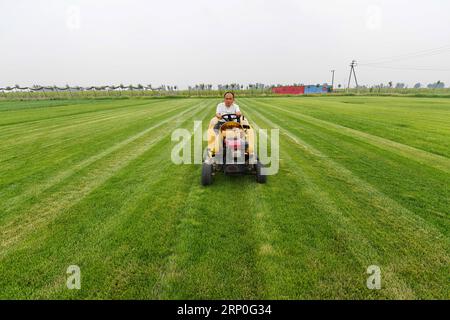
left=256, top=161, right=267, bottom=184
left=201, top=163, right=213, bottom=186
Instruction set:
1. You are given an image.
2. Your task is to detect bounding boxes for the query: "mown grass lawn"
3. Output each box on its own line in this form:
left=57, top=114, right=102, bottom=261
left=0, top=96, right=448, bottom=299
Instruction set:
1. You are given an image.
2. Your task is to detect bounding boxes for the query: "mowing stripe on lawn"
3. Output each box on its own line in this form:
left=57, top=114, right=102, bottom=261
left=0, top=99, right=186, bottom=144
left=246, top=108, right=417, bottom=298
left=241, top=101, right=448, bottom=245
left=5, top=103, right=214, bottom=298
left=242, top=99, right=449, bottom=234
left=0, top=101, right=210, bottom=256
left=242, top=102, right=448, bottom=298
left=245, top=98, right=450, bottom=173
left=241, top=101, right=447, bottom=243
left=0, top=97, right=448, bottom=299
left=0, top=100, right=202, bottom=219
left=0, top=98, right=207, bottom=212
left=0, top=100, right=191, bottom=162
left=257, top=97, right=450, bottom=158
left=0, top=98, right=194, bottom=167
left=0, top=99, right=159, bottom=127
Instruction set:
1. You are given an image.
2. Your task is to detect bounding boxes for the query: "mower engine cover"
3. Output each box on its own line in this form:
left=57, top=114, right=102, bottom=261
left=225, top=138, right=243, bottom=150
left=225, top=137, right=245, bottom=161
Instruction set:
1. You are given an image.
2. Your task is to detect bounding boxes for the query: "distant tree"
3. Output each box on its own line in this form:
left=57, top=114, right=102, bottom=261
left=395, top=83, right=405, bottom=89
left=388, top=81, right=393, bottom=88
left=427, top=81, right=445, bottom=89
left=414, top=83, right=421, bottom=89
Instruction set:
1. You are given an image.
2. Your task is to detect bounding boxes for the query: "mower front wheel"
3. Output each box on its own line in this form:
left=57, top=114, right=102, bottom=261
left=256, top=161, right=267, bottom=184
left=201, top=162, right=213, bottom=186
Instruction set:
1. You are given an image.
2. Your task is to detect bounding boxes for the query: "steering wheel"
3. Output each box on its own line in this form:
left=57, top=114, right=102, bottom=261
left=221, top=113, right=240, bottom=123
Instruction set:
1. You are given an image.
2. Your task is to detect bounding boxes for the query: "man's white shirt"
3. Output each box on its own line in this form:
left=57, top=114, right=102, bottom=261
left=216, top=102, right=240, bottom=115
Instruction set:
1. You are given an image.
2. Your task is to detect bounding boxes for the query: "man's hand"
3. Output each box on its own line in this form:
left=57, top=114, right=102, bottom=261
left=236, top=111, right=242, bottom=117
left=216, top=113, right=222, bottom=119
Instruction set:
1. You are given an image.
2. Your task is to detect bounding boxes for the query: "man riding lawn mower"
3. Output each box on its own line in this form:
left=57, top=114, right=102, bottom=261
left=201, top=92, right=267, bottom=186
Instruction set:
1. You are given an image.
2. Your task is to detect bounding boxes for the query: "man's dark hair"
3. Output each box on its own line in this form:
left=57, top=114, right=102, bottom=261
left=224, top=91, right=235, bottom=98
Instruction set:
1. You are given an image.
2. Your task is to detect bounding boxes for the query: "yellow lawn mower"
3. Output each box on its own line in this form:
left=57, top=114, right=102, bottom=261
left=202, top=113, right=266, bottom=186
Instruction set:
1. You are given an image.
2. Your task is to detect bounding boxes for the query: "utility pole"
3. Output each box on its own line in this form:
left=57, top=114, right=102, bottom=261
left=331, top=70, right=335, bottom=90
left=347, top=60, right=359, bottom=90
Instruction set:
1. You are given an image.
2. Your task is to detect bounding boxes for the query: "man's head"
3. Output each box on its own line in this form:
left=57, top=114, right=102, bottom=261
left=223, top=92, right=235, bottom=107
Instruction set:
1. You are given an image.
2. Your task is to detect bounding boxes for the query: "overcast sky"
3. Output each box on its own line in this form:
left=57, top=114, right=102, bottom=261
left=1, top=0, right=449, bottom=88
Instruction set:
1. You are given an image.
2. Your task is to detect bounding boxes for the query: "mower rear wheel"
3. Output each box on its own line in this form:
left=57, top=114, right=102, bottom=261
left=201, top=162, right=213, bottom=186
left=256, top=161, right=267, bottom=184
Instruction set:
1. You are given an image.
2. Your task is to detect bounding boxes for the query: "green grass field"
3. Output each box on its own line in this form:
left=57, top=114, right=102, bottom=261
left=0, top=96, right=448, bottom=299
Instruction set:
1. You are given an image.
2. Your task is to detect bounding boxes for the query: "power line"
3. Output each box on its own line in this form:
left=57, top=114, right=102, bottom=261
left=360, top=50, right=450, bottom=66
left=360, top=44, right=450, bottom=63
left=359, top=65, right=450, bottom=72
left=359, top=44, right=450, bottom=66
